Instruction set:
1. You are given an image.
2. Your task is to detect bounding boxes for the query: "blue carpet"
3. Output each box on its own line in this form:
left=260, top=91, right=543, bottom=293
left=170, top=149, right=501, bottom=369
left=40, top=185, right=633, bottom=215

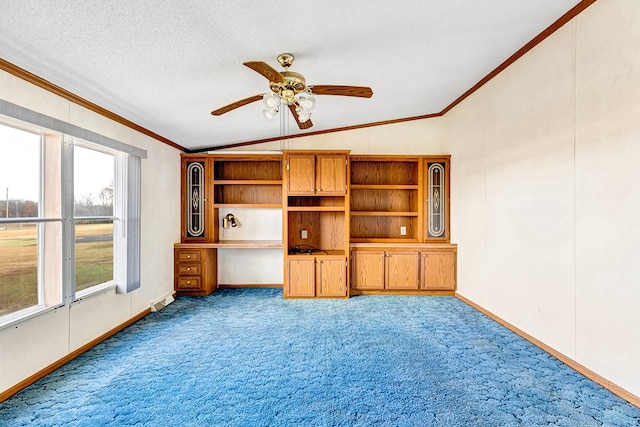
left=1, top=289, right=639, bottom=426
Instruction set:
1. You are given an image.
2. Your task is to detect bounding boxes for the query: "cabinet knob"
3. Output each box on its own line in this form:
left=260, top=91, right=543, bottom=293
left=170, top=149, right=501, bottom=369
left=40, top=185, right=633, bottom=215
left=187, top=255, right=191, bottom=258
left=187, top=268, right=191, bottom=271
left=186, top=281, right=191, bottom=284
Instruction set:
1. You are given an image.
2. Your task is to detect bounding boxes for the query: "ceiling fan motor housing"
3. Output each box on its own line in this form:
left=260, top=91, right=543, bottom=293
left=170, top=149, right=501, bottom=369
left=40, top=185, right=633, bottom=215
left=270, top=71, right=307, bottom=103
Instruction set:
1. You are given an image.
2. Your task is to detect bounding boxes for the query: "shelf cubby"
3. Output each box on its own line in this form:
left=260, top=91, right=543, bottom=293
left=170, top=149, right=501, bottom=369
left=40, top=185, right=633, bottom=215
left=350, top=159, right=418, bottom=186
left=350, top=215, right=419, bottom=242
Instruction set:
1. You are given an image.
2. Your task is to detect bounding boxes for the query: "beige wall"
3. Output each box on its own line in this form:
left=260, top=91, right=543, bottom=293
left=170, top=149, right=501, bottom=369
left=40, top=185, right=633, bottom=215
left=0, top=69, right=181, bottom=394
left=445, top=0, right=640, bottom=397
left=223, top=117, right=444, bottom=154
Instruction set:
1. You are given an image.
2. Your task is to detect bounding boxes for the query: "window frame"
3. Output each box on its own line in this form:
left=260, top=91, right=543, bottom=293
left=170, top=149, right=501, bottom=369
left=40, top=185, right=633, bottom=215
left=0, top=100, right=146, bottom=330
left=71, top=140, right=118, bottom=298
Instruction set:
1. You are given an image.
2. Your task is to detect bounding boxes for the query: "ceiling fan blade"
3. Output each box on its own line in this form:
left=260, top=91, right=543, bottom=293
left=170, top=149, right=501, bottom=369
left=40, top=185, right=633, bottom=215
left=243, top=61, right=286, bottom=84
left=310, top=85, right=373, bottom=98
left=288, top=104, right=313, bottom=130
left=211, top=94, right=263, bottom=116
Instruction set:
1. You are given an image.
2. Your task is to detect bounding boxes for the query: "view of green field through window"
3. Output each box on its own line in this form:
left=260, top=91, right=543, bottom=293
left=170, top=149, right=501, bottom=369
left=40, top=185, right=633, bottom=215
left=0, top=123, right=115, bottom=317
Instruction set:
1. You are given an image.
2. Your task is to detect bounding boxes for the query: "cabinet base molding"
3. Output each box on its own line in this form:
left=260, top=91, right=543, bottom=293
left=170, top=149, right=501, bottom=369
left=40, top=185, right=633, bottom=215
left=351, top=290, right=455, bottom=296
left=456, top=293, right=640, bottom=409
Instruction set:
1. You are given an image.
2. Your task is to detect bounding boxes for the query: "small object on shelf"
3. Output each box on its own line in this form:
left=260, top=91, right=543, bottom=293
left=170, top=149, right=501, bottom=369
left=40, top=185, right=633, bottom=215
left=288, top=245, right=326, bottom=255
left=223, top=213, right=238, bottom=228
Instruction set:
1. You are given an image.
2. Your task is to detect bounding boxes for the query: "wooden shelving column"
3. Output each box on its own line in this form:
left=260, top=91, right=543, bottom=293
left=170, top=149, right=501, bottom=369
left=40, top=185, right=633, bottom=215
left=176, top=153, right=284, bottom=296
left=283, top=150, right=350, bottom=298
left=349, top=155, right=456, bottom=295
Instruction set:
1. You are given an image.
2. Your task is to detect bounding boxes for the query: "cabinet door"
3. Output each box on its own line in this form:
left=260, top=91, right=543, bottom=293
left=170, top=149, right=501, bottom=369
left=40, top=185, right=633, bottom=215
left=351, top=251, right=385, bottom=290
left=288, top=154, right=316, bottom=194
left=317, top=257, right=347, bottom=297
left=421, top=251, right=456, bottom=290
left=385, top=252, right=420, bottom=289
left=424, top=159, right=450, bottom=242
left=182, top=157, right=214, bottom=242
left=316, top=154, right=347, bottom=195
left=287, top=258, right=316, bottom=297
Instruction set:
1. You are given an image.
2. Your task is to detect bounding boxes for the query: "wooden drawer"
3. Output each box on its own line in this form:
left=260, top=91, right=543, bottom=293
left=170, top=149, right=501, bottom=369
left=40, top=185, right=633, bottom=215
left=177, top=250, right=201, bottom=262
left=177, top=263, right=201, bottom=275
left=177, top=276, right=201, bottom=290
left=174, top=246, right=217, bottom=296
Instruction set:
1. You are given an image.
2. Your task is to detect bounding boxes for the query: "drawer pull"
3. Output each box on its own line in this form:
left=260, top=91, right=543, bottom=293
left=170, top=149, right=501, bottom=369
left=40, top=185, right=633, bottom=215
left=186, top=255, right=191, bottom=258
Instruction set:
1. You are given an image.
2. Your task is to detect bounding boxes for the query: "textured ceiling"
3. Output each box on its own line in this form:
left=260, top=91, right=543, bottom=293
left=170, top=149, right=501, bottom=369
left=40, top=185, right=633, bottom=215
left=0, top=1, right=583, bottom=151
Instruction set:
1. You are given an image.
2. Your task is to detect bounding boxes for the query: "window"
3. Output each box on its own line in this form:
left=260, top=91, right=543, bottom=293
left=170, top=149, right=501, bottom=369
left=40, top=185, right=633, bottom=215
left=0, top=100, right=145, bottom=327
left=0, top=123, right=63, bottom=320
left=73, top=145, right=115, bottom=294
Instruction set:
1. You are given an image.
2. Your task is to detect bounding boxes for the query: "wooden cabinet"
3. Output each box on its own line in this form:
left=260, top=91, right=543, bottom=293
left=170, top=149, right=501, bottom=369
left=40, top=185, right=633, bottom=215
left=286, top=151, right=348, bottom=195
left=286, top=256, right=347, bottom=298
left=421, top=250, right=456, bottom=290
left=351, top=250, right=419, bottom=290
left=176, top=152, right=456, bottom=299
left=350, top=244, right=456, bottom=294
left=283, top=150, right=350, bottom=298
left=174, top=247, right=217, bottom=296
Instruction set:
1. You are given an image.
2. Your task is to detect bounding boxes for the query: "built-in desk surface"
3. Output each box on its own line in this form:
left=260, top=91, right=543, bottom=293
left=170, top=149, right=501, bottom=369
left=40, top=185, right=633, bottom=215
left=174, top=240, right=283, bottom=249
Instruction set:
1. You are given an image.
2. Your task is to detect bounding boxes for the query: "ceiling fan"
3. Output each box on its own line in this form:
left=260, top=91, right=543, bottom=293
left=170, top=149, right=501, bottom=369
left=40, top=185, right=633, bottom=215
left=211, top=53, right=373, bottom=130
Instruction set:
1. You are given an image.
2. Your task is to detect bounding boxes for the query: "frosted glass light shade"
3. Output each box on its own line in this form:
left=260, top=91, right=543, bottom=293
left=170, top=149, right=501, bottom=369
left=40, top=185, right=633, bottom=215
left=263, top=108, right=278, bottom=120
left=262, top=93, right=280, bottom=109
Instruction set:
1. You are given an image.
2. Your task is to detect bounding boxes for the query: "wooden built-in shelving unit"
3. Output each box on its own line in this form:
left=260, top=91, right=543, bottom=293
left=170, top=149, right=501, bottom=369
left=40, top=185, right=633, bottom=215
left=176, top=151, right=455, bottom=298
left=283, top=150, right=350, bottom=298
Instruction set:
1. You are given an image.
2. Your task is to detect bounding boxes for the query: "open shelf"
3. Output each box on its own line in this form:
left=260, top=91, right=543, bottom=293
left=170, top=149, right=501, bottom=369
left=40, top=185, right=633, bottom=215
left=213, top=203, right=281, bottom=208
left=214, top=184, right=282, bottom=206
left=350, top=215, right=419, bottom=240
left=287, top=210, right=346, bottom=252
left=288, top=196, right=345, bottom=209
left=350, top=184, right=418, bottom=190
left=350, top=188, right=418, bottom=213
left=214, top=160, right=282, bottom=181
left=350, top=211, right=418, bottom=216
left=214, top=179, right=282, bottom=185
left=350, top=160, right=418, bottom=186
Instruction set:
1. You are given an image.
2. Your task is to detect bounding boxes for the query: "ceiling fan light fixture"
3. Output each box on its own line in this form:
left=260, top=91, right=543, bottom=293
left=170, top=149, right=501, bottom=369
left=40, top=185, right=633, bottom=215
left=297, top=93, right=316, bottom=111
left=262, top=107, right=278, bottom=120
left=297, top=110, right=311, bottom=123
left=281, top=89, right=295, bottom=104
left=263, top=93, right=280, bottom=109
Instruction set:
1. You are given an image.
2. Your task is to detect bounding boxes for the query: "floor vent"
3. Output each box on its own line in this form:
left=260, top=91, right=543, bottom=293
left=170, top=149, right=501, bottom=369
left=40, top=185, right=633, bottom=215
left=150, top=295, right=175, bottom=312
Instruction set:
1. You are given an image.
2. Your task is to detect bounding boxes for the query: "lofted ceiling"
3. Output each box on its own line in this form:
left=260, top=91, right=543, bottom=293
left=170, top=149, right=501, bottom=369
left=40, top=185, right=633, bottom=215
left=0, top=1, right=587, bottom=151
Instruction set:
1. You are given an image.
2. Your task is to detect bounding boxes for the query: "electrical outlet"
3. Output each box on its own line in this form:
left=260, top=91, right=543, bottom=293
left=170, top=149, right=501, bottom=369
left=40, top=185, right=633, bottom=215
left=400, top=226, right=407, bottom=236
left=536, top=304, right=544, bottom=317
left=301, top=229, right=308, bottom=239
left=223, top=229, right=231, bottom=237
